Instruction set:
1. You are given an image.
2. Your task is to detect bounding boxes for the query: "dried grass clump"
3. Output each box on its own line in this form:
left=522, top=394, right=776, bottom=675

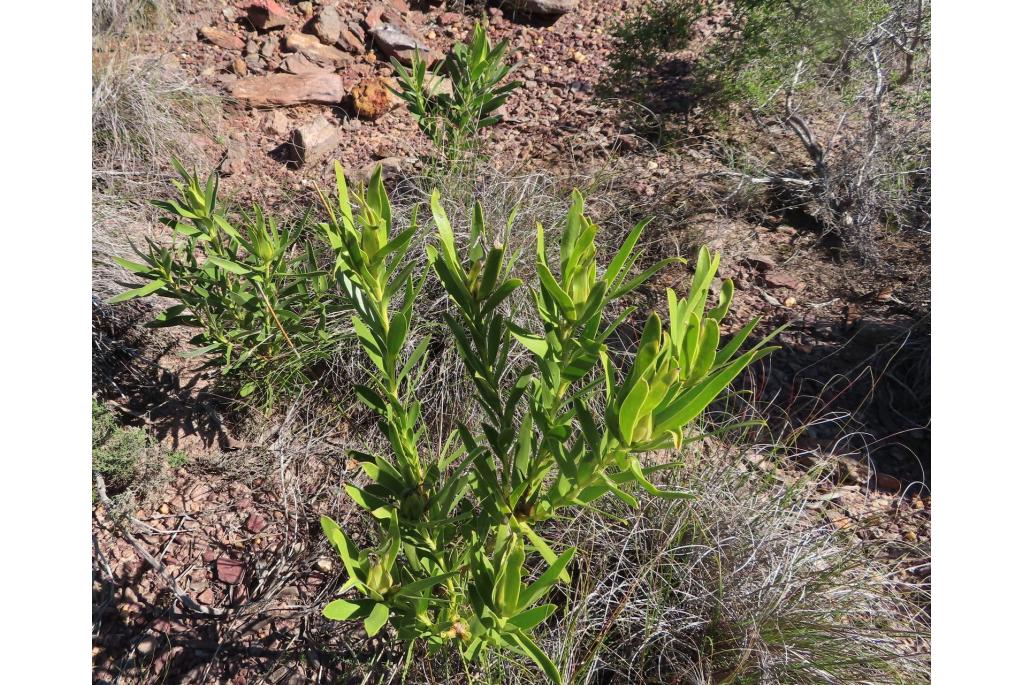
left=93, top=0, right=186, bottom=39
left=451, top=447, right=930, bottom=685
left=92, top=53, right=220, bottom=300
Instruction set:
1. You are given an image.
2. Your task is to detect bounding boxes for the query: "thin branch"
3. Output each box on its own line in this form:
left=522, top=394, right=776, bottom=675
left=94, top=473, right=227, bottom=617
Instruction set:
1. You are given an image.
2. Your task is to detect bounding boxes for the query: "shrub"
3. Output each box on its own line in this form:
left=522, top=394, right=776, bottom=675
left=391, top=22, right=521, bottom=168
left=108, top=161, right=342, bottom=406
left=92, top=399, right=152, bottom=492
left=317, top=163, right=778, bottom=682
left=609, top=0, right=931, bottom=256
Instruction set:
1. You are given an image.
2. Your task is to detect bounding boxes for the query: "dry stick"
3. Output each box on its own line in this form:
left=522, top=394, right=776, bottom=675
left=255, top=280, right=302, bottom=361
left=94, top=474, right=227, bottom=617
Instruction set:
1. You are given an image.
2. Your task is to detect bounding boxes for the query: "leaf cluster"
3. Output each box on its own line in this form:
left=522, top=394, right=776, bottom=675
left=391, top=22, right=521, bottom=167
left=318, top=164, right=779, bottom=682
left=108, top=160, right=343, bottom=405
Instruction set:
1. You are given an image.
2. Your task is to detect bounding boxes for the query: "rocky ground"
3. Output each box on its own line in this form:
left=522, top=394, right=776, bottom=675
left=93, top=1, right=930, bottom=682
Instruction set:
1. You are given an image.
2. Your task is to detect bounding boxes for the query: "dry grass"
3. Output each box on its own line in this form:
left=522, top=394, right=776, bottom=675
left=92, top=48, right=221, bottom=300
left=456, top=444, right=930, bottom=685
left=92, top=0, right=187, bottom=39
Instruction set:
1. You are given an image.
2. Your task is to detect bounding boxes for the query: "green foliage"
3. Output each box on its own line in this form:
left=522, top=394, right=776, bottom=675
left=612, top=0, right=892, bottom=107
left=717, top=0, right=889, bottom=106
left=391, top=22, right=521, bottom=166
left=319, top=163, right=778, bottom=682
left=92, top=399, right=153, bottom=491
left=609, top=0, right=704, bottom=76
left=166, top=450, right=190, bottom=468
left=108, top=160, right=342, bottom=406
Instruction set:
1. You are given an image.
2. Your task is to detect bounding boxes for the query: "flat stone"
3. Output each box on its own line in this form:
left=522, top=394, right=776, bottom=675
left=241, top=0, right=289, bottom=31
left=215, top=557, right=245, bottom=585
left=313, top=6, right=342, bottom=45
left=284, top=32, right=351, bottom=66
left=245, top=512, right=267, bottom=533
left=510, top=0, right=577, bottom=15
left=199, top=26, right=245, bottom=51
left=369, top=22, right=437, bottom=65
left=741, top=253, right=777, bottom=270
left=764, top=271, right=801, bottom=289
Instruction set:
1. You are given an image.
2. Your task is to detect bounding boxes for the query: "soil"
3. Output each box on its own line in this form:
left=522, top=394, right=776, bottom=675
left=93, top=1, right=930, bottom=682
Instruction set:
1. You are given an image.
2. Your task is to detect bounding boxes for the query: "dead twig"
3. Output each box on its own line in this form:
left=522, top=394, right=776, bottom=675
left=94, top=473, right=227, bottom=617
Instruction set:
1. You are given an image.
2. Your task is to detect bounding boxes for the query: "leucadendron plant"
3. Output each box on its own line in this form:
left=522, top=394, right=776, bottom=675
left=318, top=163, right=779, bottom=682
left=391, top=22, right=520, bottom=169
left=109, top=160, right=339, bottom=406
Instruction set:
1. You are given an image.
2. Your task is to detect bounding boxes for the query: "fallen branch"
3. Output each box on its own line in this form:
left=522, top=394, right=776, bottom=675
left=94, top=474, right=227, bottom=617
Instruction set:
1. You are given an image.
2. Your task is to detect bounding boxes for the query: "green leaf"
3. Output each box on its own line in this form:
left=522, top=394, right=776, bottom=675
left=520, top=525, right=572, bottom=586
left=364, top=602, right=390, bottom=637
left=387, top=311, right=409, bottom=357
left=107, top=278, right=166, bottom=303
left=205, top=256, right=251, bottom=275
left=179, top=343, right=219, bottom=358
left=508, top=604, right=556, bottom=631
left=398, top=335, right=432, bottom=385
left=112, top=256, right=150, bottom=274
left=511, top=330, right=549, bottom=357
left=321, top=515, right=365, bottom=582
left=604, top=218, right=652, bottom=288
left=323, top=598, right=374, bottom=621
left=510, top=630, right=562, bottom=684
left=610, top=257, right=685, bottom=299
left=708, top=278, right=734, bottom=321
left=519, top=546, right=575, bottom=608
left=536, top=262, right=575, bottom=315
left=481, top=278, right=523, bottom=316
left=654, top=346, right=778, bottom=433
left=395, top=571, right=459, bottom=598
left=617, top=378, right=649, bottom=445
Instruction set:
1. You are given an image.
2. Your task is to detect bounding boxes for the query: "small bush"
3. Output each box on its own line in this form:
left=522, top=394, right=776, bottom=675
left=316, top=163, right=777, bottom=682
left=109, top=162, right=345, bottom=406
left=392, top=22, right=521, bottom=169
left=609, top=0, right=931, bottom=256
left=92, top=400, right=152, bottom=492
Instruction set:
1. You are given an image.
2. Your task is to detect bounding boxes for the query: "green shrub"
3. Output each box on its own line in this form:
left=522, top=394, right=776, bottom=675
left=610, top=0, right=931, bottom=253
left=317, top=163, right=778, bottom=682
left=92, top=400, right=153, bottom=491
left=612, top=0, right=890, bottom=108
left=391, top=22, right=521, bottom=168
left=109, top=161, right=342, bottom=406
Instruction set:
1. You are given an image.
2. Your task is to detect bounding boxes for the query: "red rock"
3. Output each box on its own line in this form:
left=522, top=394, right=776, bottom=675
left=202, top=547, right=219, bottom=563
left=216, top=557, right=245, bottom=585
left=370, top=23, right=438, bottom=66
left=439, top=12, right=461, bottom=26
left=338, top=26, right=365, bottom=54
left=764, top=272, right=801, bottom=289
left=741, top=254, right=777, bottom=270
left=229, top=72, right=347, bottom=106
left=199, top=26, right=245, bottom=51
left=245, top=512, right=267, bottom=533
left=197, top=588, right=215, bottom=605
left=511, top=0, right=577, bottom=15
left=284, top=32, right=351, bottom=66
left=240, top=0, right=289, bottom=31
